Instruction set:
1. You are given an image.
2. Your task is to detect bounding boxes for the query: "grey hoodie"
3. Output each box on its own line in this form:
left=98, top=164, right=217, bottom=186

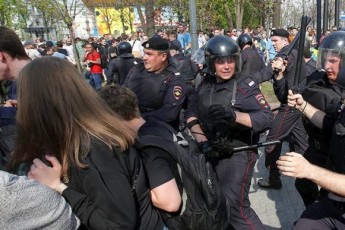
left=0, top=171, right=79, bottom=230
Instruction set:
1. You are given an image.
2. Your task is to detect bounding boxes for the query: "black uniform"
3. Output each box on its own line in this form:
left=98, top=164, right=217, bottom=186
left=294, top=108, right=345, bottom=229
left=171, top=53, right=198, bottom=84
left=258, top=45, right=309, bottom=189
left=240, top=47, right=265, bottom=75
left=124, top=61, right=189, bottom=130
left=186, top=73, right=273, bottom=229
left=296, top=71, right=344, bottom=207
left=106, top=53, right=142, bottom=85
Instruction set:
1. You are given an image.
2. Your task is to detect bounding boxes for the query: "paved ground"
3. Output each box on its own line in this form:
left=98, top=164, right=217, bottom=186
left=249, top=143, right=306, bottom=230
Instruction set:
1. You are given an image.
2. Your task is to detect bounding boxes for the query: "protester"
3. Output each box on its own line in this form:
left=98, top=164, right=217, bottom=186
left=8, top=56, right=139, bottom=229
left=0, top=171, right=79, bottom=229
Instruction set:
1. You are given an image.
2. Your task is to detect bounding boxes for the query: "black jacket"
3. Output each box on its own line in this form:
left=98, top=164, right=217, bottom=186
left=62, top=139, right=138, bottom=230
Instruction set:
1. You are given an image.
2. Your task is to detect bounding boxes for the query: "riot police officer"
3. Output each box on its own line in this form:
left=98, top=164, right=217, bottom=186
left=257, top=29, right=308, bottom=189
left=284, top=32, right=345, bottom=229
left=274, top=31, right=345, bottom=207
left=185, top=35, right=273, bottom=229
left=106, top=41, right=142, bottom=85
left=237, top=33, right=265, bottom=75
left=123, top=36, right=189, bottom=130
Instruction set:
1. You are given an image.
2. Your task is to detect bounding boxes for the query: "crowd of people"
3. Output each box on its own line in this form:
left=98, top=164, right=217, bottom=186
left=0, top=21, right=344, bottom=230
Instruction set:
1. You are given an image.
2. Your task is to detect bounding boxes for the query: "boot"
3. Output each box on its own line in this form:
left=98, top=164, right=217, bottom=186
left=257, top=170, right=282, bottom=189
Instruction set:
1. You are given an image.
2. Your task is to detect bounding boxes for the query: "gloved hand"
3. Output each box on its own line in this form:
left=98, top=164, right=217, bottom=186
left=198, top=141, right=220, bottom=158
left=208, top=104, right=236, bottom=125
left=211, top=137, right=234, bottom=157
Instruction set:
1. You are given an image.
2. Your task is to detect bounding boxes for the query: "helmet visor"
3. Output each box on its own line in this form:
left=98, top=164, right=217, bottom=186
left=316, top=48, right=343, bottom=70
left=208, top=53, right=242, bottom=75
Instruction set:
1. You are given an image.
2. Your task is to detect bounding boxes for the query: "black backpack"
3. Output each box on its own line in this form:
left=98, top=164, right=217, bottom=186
left=135, top=122, right=230, bottom=230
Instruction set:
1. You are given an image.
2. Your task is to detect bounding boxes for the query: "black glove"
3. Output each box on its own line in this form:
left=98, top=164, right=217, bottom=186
left=210, top=137, right=234, bottom=157
left=208, top=104, right=236, bottom=125
left=198, top=141, right=220, bottom=158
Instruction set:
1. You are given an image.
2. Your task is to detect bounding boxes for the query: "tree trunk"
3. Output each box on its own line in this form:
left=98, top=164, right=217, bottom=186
left=235, top=0, right=245, bottom=29
left=68, top=26, right=83, bottom=73
left=136, top=1, right=146, bottom=34
left=223, top=0, right=234, bottom=30
left=272, top=0, right=281, bottom=28
left=145, top=0, right=155, bottom=37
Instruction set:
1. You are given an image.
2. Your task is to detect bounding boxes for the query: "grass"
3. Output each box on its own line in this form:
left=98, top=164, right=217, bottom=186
left=260, top=81, right=280, bottom=110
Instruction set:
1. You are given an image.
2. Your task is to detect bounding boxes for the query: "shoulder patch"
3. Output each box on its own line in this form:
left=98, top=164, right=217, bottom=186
left=244, top=78, right=255, bottom=87
left=173, top=86, right=183, bottom=99
left=255, top=94, right=269, bottom=108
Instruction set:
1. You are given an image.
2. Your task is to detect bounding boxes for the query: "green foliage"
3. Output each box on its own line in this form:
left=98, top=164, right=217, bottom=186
left=152, top=0, right=274, bottom=31
left=0, top=0, right=27, bottom=27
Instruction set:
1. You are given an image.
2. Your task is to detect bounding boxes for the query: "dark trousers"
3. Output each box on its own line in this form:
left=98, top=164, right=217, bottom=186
left=264, top=106, right=308, bottom=171
left=295, top=139, right=329, bottom=207
left=294, top=196, right=345, bottom=230
left=212, top=151, right=264, bottom=230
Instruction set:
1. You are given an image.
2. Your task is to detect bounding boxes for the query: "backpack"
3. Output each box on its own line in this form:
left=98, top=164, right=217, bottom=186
left=135, top=122, right=229, bottom=230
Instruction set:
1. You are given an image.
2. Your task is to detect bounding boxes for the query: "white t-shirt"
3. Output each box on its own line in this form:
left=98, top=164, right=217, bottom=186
left=128, top=39, right=144, bottom=58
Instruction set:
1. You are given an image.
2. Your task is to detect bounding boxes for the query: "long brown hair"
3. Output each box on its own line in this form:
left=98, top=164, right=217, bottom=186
left=9, top=57, right=135, bottom=177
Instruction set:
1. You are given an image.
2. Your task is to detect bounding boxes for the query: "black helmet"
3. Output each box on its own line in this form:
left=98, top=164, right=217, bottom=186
left=316, top=31, right=345, bottom=70
left=117, top=41, right=132, bottom=56
left=236, top=34, right=253, bottom=50
left=204, top=35, right=241, bottom=75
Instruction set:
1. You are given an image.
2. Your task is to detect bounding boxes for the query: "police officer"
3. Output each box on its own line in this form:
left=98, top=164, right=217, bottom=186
left=237, top=33, right=265, bottom=75
left=185, top=35, right=273, bottom=229
left=273, top=31, right=345, bottom=207
left=106, top=41, right=142, bottom=85
left=169, top=42, right=198, bottom=86
left=123, top=36, right=189, bottom=130
left=283, top=34, right=345, bottom=228
left=257, top=29, right=309, bottom=189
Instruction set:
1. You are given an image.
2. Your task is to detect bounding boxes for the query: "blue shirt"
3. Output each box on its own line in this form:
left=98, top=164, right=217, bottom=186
left=177, top=32, right=191, bottom=50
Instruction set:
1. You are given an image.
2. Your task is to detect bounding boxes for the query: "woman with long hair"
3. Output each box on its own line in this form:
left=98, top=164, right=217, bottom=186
left=8, top=56, right=138, bottom=230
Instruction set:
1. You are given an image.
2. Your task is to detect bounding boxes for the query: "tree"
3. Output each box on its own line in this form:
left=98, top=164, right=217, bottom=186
left=33, top=0, right=86, bottom=72
left=0, top=0, right=27, bottom=28
left=97, top=5, right=117, bottom=34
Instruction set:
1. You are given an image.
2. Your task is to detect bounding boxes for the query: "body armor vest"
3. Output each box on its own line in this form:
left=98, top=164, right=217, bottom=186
left=126, top=64, right=176, bottom=113
left=197, top=74, right=252, bottom=146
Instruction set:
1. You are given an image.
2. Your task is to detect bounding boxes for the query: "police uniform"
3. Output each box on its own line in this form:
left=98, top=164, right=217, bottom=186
left=240, top=47, right=265, bottom=75
left=298, top=72, right=345, bottom=206
left=237, top=34, right=265, bottom=75
left=294, top=108, right=345, bottom=229
left=258, top=29, right=309, bottom=189
left=106, top=53, right=142, bottom=85
left=186, top=73, right=273, bottom=229
left=123, top=37, right=189, bottom=130
left=294, top=30, right=345, bottom=229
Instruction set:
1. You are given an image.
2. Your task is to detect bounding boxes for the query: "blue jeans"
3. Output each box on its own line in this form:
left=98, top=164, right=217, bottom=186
left=89, top=73, right=102, bottom=91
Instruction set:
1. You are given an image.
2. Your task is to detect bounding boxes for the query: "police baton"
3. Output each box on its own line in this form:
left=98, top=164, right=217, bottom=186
left=292, top=15, right=311, bottom=94
left=232, top=140, right=281, bottom=152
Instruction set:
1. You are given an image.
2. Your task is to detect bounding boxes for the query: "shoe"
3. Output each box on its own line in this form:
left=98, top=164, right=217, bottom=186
left=258, top=171, right=282, bottom=189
